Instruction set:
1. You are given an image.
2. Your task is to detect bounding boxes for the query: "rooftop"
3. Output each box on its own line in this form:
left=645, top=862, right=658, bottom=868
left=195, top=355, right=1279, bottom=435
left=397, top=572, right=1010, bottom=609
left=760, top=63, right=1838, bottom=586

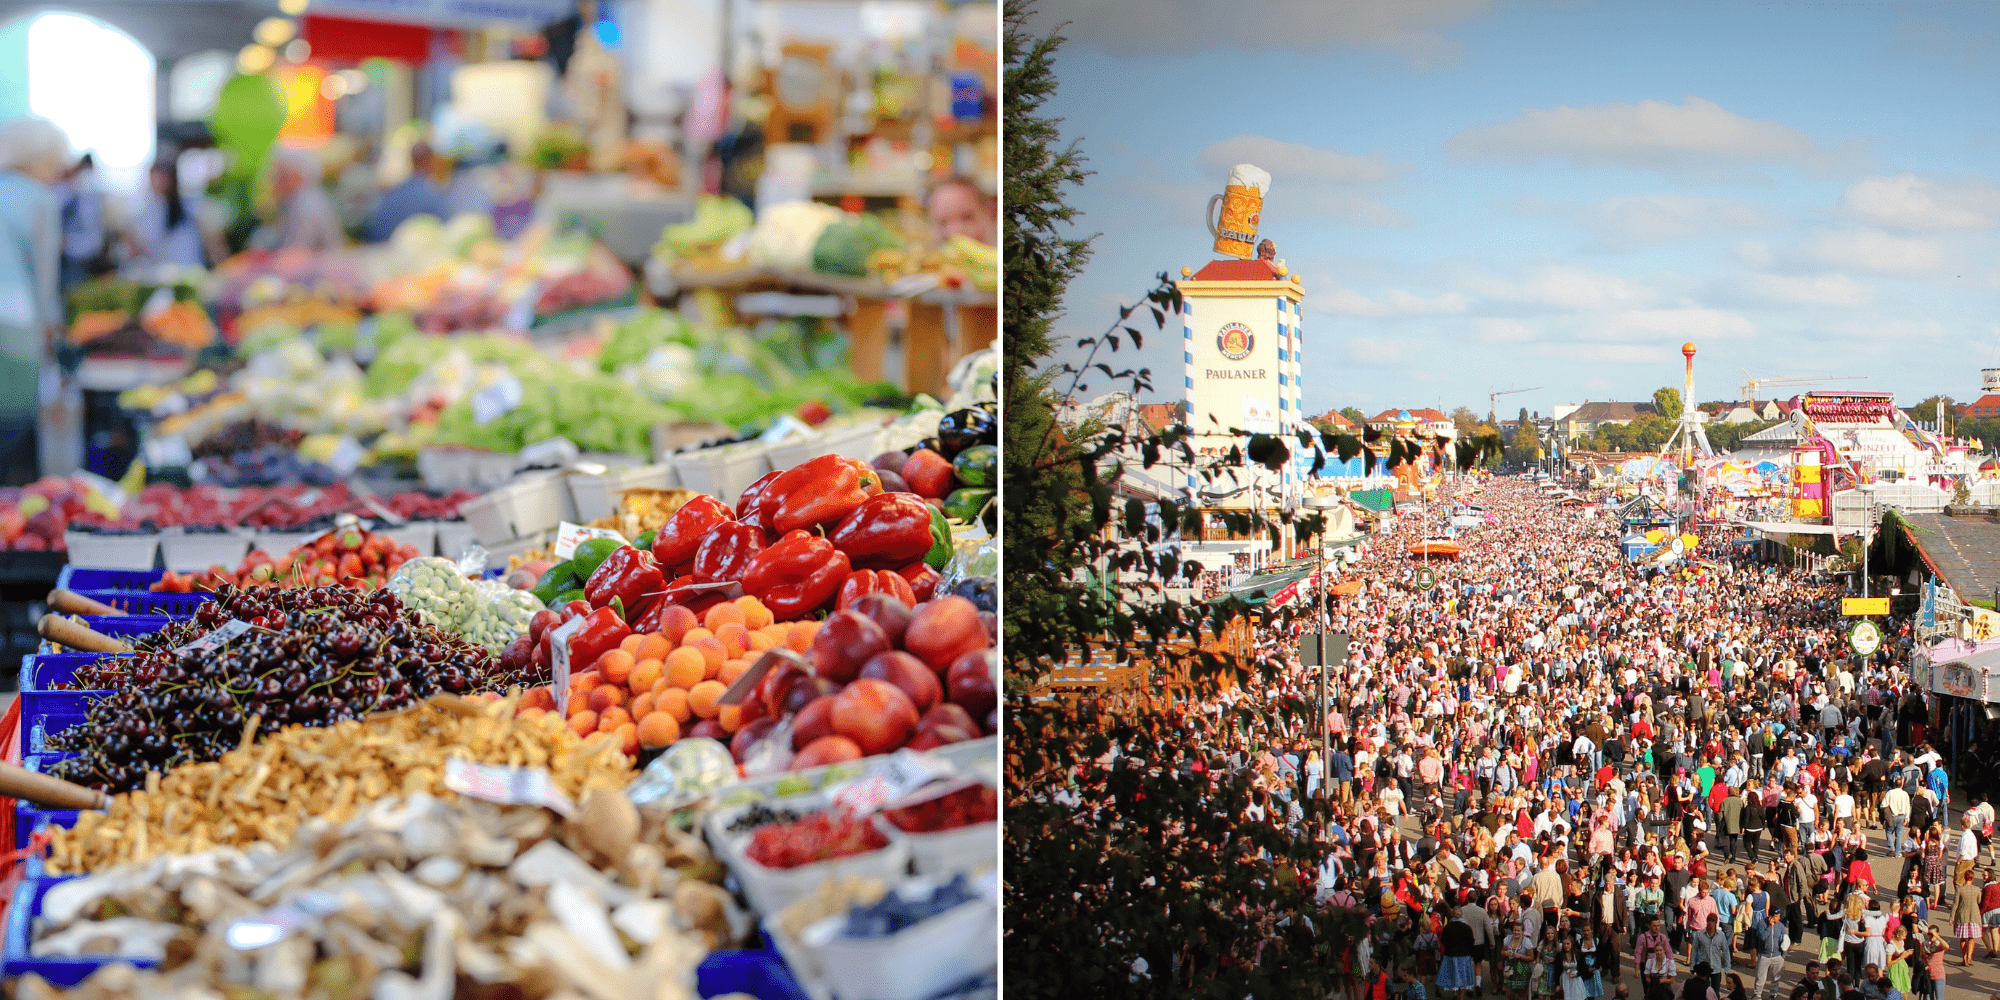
left=1188, top=259, right=1286, bottom=281
left=1899, top=512, right=2000, bottom=601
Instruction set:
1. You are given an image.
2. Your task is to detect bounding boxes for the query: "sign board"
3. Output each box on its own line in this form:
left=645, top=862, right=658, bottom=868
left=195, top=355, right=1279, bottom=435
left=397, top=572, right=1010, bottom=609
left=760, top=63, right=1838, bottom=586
left=1964, top=606, right=2000, bottom=644
left=1939, top=661, right=1979, bottom=699
left=1848, top=620, right=1882, bottom=657
left=1985, top=368, right=2000, bottom=393
left=1842, top=598, right=1891, bottom=616
left=1416, top=567, right=1437, bottom=592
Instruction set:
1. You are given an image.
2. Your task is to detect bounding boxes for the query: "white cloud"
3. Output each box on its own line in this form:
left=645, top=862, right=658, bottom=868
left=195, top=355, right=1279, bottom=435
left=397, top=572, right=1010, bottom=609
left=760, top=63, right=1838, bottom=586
left=1447, top=96, right=1850, bottom=174
left=1318, top=286, right=1468, bottom=317
left=1476, top=319, right=1537, bottom=343
left=1473, top=266, right=1655, bottom=311
left=1733, top=241, right=1774, bottom=267
left=1346, top=337, right=1404, bottom=365
left=1029, top=0, right=1490, bottom=65
left=1199, top=136, right=1406, bottom=185
left=1535, top=344, right=1671, bottom=364
left=1579, top=195, right=1771, bottom=250
left=1733, top=273, right=1876, bottom=308
left=1196, top=136, right=1410, bottom=228
left=1838, top=173, right=2000, bottom=233
left=1797, top=229, right=1950, bottom=275
left=1597, top=308, right=1756, bottom=341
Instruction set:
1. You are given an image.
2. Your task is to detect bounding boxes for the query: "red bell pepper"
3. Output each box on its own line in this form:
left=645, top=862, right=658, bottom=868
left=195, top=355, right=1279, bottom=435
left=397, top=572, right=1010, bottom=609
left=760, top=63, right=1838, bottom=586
left=585, top=544, right=665, bottom=614
left=895, top=561, right=942, bottom=603
left=769, top=454, right=876, bottom=534
left=741, top=529, right=850, bottom=620
left=835, top=568, right=917, bottom=611
left=651, top=495, right=734, bottom=576
left=566, top=607, right=631, bottom=671
left=736, top=470, right=784, bottom=532
left=829, top=492, right=936, bottom=570
left=694, top=521, right=768, bottom=583
left=560, top=599, right=594, bottom=623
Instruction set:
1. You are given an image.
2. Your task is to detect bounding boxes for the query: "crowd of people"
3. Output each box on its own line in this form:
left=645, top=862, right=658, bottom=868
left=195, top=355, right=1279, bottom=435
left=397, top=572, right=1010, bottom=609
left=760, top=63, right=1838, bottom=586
left=1090, top=476, right=2000, bottom=1000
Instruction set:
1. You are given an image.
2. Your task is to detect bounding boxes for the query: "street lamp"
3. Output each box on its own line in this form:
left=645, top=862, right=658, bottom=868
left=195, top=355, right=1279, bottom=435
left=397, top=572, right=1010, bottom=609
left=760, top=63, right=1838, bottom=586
left=1859, top=483, right=1877, bottom=598
left=1302, top=494, right=1342, bottom=773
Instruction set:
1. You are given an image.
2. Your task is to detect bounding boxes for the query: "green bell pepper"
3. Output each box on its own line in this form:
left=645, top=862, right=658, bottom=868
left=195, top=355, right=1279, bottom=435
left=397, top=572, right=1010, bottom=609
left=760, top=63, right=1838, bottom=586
left=925, top=505, right=952, bottom=570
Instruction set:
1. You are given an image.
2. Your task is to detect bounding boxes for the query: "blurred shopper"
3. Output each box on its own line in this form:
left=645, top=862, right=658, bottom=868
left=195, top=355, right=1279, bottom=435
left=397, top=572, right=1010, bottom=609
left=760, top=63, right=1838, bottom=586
left=56, top=151, right=104, bottom=292
left=0, top=117, right=69, bottom=483
left=270, top=149, right=343, bottom=251
left=122, top=159, right=208, bottom=271
left=926, top=176, right=994, bottom=246
left=365, top=141, right=453, bottom=242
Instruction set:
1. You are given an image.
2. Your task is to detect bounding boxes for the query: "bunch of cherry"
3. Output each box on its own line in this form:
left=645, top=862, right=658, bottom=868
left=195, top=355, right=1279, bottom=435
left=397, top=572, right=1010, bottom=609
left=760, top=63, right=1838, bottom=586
left=49, top=585, right=507, bottom=794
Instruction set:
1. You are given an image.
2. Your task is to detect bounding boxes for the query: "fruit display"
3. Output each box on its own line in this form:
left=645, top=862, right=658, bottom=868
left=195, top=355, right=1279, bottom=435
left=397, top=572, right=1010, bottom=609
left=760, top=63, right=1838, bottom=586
left=367, top=217, right=632, bottom=332
left=45, top=694, right=636, bottom=872
left=882, top=783, right=997, bottom=833
left=149, top=524, right=425, bottom=592
left=870, top=402, right=997, bottom=533
left=47, top=585, right=520, bottom=793
left=838, top=872, right=983, bottom=937
left=0, top=476, right=125, bottom=552
left=63, top=276, right=217, bottom=352
left=745, top=810, right=890, bottom=870
left=75, top=484, right=478, bottom=535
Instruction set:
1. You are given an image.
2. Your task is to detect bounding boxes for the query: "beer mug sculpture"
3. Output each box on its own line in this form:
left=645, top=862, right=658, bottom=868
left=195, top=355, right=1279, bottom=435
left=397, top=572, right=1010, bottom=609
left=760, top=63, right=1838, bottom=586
left=1206, top=163, right=1271, bottom=260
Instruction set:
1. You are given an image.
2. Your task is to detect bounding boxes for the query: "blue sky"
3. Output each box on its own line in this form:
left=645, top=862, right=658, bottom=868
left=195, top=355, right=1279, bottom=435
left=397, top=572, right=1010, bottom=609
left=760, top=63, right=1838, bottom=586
left=1026, top=0, right=2000, bottom=423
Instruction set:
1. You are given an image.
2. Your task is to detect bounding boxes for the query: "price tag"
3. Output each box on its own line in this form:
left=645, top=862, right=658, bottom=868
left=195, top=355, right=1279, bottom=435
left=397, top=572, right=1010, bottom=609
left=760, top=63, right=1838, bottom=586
left=327, top=436, right=367, bottom=477
left=442, top=758, right=577, bottom=818
left=472, top=373, right=525, bottom=426
left=142, top=435, right=193, bottom=469
left=361, top=496, right=406, bottom=526
left=758, top=415, right=816, bottom=444
left=224, top=890, right=344, bottom=950
left=139, top=286, right=174, bottom=322
left=827, top=748, right=955, bottom=817
left=550, top=616, right=586, bottom=716
left=553, top=521, right=627, bottom=560
left=175, top=619, right=261, bottom=656
left=504, top=283, right=538, bottom=331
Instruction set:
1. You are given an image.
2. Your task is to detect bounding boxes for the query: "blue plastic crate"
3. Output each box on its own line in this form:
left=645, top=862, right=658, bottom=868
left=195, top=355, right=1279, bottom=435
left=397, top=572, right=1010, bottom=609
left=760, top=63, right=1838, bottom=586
left=54, top=567, right=162, bottom=592
left=2, top=877, right=160, bottom=987
left=13, top=755, right=81, bottom=850
left=67, top=590, right=211, bottom=615
left=696, top=950, right=812, bottom=1000
left=17, top=654, right=119, bottom=730
left=27, top=712, right=84, bottom=756
left=37, top=616, right=172, bottom=654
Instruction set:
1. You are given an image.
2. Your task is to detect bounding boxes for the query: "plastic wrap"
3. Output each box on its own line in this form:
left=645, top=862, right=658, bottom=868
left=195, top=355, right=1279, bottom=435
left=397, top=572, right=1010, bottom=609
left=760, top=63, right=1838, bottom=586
left=626, top=739, right=738, bottom=809
left=386, top=557, right=483, bottom=631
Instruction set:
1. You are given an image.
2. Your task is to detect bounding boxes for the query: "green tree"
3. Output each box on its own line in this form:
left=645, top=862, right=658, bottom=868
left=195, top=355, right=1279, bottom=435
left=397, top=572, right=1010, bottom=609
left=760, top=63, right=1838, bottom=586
left=1450, top=405, right=1482, bottom=440
left=1339, top=405, right=1367, bottom=426
left=1627, top=413, right=1675, bottom=450
left=1653, top=386, right=1682, bottom=422
left=1001, top=5, right=1344, bottom=998
left=1910, top=394, right=1957, bottom=434
left=1506, top=407, right=1544, bottom=465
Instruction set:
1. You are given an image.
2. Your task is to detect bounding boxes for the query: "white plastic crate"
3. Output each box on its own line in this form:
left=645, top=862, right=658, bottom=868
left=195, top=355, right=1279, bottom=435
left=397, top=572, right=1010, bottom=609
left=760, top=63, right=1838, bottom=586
left=504, top=474, right=575, bottom=536
left=62, top=531, right=158, bottom=571
left=765, top=422, right=885, bottom=472
left=483, top=531, right=554, bottom=565
left=458, top=490, right=515, bottom=546
left=568, top=463, right=679, bottom=522
left=250, top=529, right=320, bottom=559
left=434, top=521, right=478, bottom=561
left=792, top=894, right=997, bottom=1000
left=158, top=530, right=251, bottom=572
left=673, top=443, right=772, bottom=504
left=707, top=794, right=912, bottom=918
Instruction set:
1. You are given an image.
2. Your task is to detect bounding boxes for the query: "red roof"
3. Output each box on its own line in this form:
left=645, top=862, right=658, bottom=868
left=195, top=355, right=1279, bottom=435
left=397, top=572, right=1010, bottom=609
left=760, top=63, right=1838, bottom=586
left=1408, top=408, right=1449, bottom=423
left=1190, top=259, right=1284, bottom=281
left=1964, top=395, right=2000, bottom=417
left=1311, top=410, right=1357, bottom=430
left=1137, top=403, right=1182, bottom=430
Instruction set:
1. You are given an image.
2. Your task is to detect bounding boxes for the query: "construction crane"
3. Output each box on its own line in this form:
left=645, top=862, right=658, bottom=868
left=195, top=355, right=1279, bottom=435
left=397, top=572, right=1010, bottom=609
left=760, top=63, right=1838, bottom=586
left=1739, top=369, right=1864, bottom=405
left=1488, top=386, right=1542, bottom=428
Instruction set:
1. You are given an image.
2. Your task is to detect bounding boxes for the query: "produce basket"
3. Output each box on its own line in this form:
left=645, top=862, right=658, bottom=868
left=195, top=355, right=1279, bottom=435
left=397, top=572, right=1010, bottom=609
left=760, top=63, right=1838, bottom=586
left=782, top=892, right=997, bottom=1000
left=157, top=530, right=251, bottom=573
left=765, top=422, right=883, bottom=471
left=482, top=531, right=555, bottom=564
left=569, top=463, right=678, bottom=522
left=673, top=443, right=771, bottom=505
left=27, top=711, right=83, bottom=756
left=460, top=478, right=574, bottom=545
left=18, top=654, right=120, bottom=728
left=62, top=591, right=210, bottom=615
left=872, top=780, right=998, bottom=878
left=59, top=533, right=157, bottom=571
left=3, top=876, right=162, bottom=986
left=695, top=949, right=812, bottom=1000
left=707, top=793, right=912, bottom=919
left=54, top=568, right=159, bottom=592
left=248, top=528, right=321, bottom=558
left=434, top=521, right=478, bottom=562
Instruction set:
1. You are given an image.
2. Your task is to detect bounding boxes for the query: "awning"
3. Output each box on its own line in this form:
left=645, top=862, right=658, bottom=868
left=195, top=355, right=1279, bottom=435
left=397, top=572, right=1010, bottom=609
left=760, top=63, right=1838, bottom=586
left=1208, top=567, right=1315, bottom=606
left=1349, top=488, right=1394, bottom=513
left=1328, top=579, right=1364, bottom=597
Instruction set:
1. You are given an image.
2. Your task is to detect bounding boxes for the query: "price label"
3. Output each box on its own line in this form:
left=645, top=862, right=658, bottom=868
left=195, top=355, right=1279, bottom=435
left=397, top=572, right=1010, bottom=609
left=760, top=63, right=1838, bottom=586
left=472, top=373, right=525, bottom=426
left=827, top=748, right=955, bottom=817
left=553, top=522, right=626, bottom=560
left=142, top=435, right=193, bottom=469
left=327, top=436, right=367, bottom=477
left=549, top=616, right=586, bottom=716
left=139, top=286, right=174, bottom=322
left=175, top=619, right=262, bottom=656
left=442, top=758, right=577, bottom=818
